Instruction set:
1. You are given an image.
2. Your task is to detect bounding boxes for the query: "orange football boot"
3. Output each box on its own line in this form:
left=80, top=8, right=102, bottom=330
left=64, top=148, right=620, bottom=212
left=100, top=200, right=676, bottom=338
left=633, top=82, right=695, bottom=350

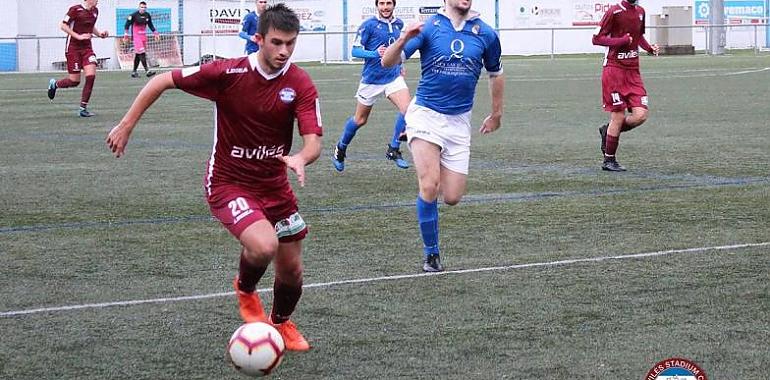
left=272, top=319, right=310, bottom=351
left=233, top=276, right=267, bottom=323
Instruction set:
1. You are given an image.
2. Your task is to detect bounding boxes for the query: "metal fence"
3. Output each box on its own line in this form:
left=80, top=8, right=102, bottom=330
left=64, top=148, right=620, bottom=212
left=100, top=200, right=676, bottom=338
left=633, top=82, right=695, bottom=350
left=0, top=23, right=767, bottom=73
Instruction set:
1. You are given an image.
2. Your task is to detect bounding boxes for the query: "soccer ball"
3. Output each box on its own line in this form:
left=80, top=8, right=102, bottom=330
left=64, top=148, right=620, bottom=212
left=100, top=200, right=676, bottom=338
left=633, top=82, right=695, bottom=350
left=227, top=322, right=285, bottom=377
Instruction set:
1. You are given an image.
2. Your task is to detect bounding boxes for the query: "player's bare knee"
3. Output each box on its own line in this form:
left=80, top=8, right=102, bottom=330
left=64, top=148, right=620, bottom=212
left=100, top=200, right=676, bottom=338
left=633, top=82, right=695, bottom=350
left=241, top=248, right=274, bottom=267
left=418, top=182, right=440, bottom=200
left=443, top=196, right=462, bottom=206
left=242, top=240, right=279, bottom=262
left=630, top=108, right=648, bottom=123
left=353, top=115, right=368, bottom=127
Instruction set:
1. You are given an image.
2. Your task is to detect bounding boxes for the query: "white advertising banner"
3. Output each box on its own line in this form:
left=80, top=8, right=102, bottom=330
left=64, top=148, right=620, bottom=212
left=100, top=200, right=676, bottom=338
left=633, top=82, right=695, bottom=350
left=572, top=0, right=615, bottom=26
left=349, top=0, right=444, bottom=28
left=348, top=0, right=495, bottom=30
left=281, top=0, right=344, bottom=61
left=4, top=0, right=765, bottom=71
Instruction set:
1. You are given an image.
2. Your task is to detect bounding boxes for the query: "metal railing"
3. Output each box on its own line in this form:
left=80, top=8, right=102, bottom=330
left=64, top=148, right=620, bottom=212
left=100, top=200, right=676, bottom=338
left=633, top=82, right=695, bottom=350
left=0, top=23, right=767, bottom=72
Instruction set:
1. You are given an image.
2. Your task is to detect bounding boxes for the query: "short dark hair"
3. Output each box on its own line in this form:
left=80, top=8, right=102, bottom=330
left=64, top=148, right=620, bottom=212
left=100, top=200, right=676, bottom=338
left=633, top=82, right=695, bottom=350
left=375, top=0, right=396, bottom=7
left=258, top=3, right=300, bottom=37
left=139, top=1, right=147, bottom=6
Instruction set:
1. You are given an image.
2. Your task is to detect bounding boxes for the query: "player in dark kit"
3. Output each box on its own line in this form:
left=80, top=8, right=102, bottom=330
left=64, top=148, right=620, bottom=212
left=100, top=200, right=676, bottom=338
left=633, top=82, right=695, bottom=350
left=47, top=0, right=109, bottom=117
left=123, top=1, right=160, bottom=78
left=592, top=0, right=659, bottom=171
left=106, top=4, right=322, bottom=352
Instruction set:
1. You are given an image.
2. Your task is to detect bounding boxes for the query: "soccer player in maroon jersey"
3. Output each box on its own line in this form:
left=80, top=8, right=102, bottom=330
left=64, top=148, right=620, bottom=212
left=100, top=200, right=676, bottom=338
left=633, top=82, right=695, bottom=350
left=592, top=0, right=659, bottom=171
left=47, top=0, right=109, bottom=117
left=123, top=1, right=160, bottom=78
left=106, top=4, right=322, bottom=352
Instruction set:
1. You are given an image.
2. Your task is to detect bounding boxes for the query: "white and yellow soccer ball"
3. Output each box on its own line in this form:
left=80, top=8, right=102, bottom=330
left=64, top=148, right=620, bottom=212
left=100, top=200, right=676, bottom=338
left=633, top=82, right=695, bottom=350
left=227, top=322, right=285, bottom=377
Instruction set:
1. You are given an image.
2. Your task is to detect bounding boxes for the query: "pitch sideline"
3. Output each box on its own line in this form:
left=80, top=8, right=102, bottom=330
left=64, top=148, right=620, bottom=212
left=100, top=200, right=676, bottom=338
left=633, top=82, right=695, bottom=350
left=1, top=241, right=768, bottom=317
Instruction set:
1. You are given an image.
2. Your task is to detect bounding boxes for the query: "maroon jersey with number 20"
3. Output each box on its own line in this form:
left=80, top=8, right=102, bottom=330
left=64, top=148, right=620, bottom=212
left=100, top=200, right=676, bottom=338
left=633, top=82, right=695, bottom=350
left=171, top=54, right=323, bottom=195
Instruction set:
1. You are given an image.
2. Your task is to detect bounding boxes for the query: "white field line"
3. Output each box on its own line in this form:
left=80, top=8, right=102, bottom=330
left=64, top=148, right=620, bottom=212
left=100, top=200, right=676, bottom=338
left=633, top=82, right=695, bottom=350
left=2, top=241, right=768, bottom=318
left=721, top=67, right=770, bottom=75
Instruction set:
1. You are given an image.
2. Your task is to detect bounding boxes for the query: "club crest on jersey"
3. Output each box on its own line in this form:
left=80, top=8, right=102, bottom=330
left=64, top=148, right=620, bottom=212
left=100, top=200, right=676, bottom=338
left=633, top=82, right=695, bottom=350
left=472, top=24, right=480, bottom=35
left=450, top=39, right=465, bottom=59
left=279, top=87, right=296, bottom=103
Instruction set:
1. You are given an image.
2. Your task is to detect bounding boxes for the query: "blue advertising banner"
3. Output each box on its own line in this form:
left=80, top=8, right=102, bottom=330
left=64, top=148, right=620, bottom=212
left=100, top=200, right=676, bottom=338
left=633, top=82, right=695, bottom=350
left=695, top=0, right=766, bottom=24
left=0, top=42, right=17, bottom=71
left=116, top=8, right=173, bottom=35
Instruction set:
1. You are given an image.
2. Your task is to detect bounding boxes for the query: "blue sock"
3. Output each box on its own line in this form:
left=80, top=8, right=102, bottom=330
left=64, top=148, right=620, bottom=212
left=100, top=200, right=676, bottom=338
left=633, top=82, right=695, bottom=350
left=389, top=112, right=406, bottom=149
left=338, top=117, right=359, bottom=150
left=416, top=196, right=439, bottom=256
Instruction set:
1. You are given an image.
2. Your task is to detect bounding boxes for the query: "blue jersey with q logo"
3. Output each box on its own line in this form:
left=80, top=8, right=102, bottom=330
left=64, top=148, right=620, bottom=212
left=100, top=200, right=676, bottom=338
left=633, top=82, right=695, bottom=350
left=354, top=16, right=403, bottom=85
left=403, top=11, right=502, bottom=115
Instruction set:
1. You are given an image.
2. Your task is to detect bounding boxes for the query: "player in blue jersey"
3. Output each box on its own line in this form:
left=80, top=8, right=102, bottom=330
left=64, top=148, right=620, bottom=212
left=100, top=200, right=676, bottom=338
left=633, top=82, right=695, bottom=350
left=239, top=0, right=268, bottom=54
left=382, top=0, right=505, bottom=272
left=331, top=0, right=412, bottom=171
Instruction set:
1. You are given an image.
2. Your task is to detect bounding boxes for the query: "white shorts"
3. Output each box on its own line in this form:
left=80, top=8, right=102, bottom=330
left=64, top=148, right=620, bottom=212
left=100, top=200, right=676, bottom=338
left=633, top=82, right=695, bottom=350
left=354, top=76, right=408, bottom=107
left=404, top=100, right=472, bottom=175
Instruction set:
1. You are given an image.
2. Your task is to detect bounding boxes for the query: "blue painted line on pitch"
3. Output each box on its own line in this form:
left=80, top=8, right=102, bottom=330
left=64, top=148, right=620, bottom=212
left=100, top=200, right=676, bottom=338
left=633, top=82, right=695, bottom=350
left=345, top=152, right=767, bottom=186
left=1, top=177, right=767, bottom=235
left=2, top=131, right=763, bottom=186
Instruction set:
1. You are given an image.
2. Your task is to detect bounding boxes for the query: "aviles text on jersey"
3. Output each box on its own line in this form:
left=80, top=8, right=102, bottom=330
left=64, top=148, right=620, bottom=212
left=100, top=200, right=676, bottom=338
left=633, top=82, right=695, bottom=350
left=230, top=145, right=286, bottom=160
left=617, top=50, right=639, bottom=60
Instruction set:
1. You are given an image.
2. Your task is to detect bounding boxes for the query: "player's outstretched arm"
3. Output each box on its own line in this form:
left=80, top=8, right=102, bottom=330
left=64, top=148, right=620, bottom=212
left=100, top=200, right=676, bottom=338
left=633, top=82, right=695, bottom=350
left=382, top=22, right=423, bottom=67
left=278, top=133, right=321, bottom=187
left=351, top=45, right=381, bottom=59
left=638, top=36, right=660, bottom=56
left=480, top=73, right=505, bottom=134
left=107, top=72, right=176, bottom=158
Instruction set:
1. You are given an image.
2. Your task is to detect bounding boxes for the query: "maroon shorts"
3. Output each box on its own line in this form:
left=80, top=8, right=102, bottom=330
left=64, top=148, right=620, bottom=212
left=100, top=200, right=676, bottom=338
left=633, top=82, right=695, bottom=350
left=207, top=183, right=307, bottom=242
left=601, top=65, right=648, bottom=112
left=65, top=47, right=97, bottom=74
